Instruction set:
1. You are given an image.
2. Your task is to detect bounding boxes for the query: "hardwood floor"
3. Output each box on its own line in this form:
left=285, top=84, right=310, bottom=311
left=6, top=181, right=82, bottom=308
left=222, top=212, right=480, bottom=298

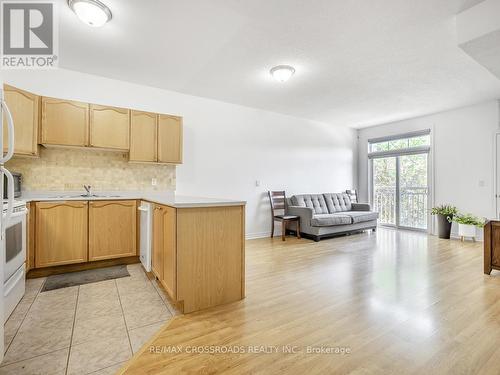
left=118, top=228, right=500, bottom=374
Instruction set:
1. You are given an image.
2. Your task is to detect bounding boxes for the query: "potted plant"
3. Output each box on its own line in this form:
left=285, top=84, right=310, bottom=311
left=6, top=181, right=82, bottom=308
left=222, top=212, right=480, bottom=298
left=453, top=213, right=485, bottom=241
left=431, top=204, right=457, bottom=239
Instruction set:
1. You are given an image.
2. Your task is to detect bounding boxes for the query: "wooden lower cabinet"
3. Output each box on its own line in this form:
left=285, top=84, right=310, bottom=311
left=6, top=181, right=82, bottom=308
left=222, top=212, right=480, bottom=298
left=484, top=220, right=500, bottom=274
left=162, top=206, right=177, bottom=299
left=152, top=205, right=165, bottom=281
left=26, top=202, right=36, bottom=272
left=35, top=201, right=88, bottom=268
left=152, top=203, right=245, bottom=313
left=152, top=204, right=176, bottom=298
left=33, top=199, right=138, bottom=271
left=89, top=200, right=137, bottom=261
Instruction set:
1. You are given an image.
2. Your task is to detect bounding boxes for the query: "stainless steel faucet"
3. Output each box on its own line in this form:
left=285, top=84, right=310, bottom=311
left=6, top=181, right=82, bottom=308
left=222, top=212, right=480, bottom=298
left=83, top=185, right=92, bottom=197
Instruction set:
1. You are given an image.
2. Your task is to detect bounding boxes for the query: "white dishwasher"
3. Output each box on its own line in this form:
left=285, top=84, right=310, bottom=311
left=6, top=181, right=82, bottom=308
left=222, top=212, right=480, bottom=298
left=138, top=201, right=152, bottom=272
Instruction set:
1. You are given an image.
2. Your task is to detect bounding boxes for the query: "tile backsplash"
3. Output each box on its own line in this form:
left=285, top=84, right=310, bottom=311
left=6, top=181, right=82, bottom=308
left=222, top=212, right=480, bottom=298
left=6, top=147, right=176, bottom=191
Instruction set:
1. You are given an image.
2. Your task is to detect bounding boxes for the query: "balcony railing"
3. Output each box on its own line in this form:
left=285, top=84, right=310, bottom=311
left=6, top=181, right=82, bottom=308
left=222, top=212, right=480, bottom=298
left=373, top=186, right=428, bottom=229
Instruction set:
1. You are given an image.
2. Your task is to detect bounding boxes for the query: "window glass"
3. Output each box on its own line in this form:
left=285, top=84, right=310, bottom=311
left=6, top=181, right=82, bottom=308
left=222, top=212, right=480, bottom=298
left=369, top=134, right=429, bottom=153
left=408, top=135, right=430, bottom=148
left=370, top=141, right=389, bottom=152
left=388, top=139, right=408, bottom=150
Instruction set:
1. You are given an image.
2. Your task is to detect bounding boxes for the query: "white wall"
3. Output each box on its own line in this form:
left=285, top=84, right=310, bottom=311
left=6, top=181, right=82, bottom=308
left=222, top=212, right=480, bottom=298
left=358, top=100, right=500, bottom=237
left=4, top=69, right=357, bottom=238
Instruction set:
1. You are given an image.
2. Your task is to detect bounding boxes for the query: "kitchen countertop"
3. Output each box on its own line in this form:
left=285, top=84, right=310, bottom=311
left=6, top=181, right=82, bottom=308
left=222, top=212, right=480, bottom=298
left=21, top=191, right=246, bottom=208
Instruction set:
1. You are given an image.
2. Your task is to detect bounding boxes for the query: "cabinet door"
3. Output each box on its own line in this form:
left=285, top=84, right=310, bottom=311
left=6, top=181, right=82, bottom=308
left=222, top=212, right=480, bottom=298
left=89, top=200, right=137, bottom=261
left=177, top=206, right=244, bottom=313
left=35, top=201, right=88, bottom=268
left=41, top=97, right=89, bottom=147
left=129, top=110, right=157, bottom=162
left=27, top=202, right=36, bottom=272
left=90, top=104, right=130, bottom=150
left=162, top=205, right=177, bottom=299
left=152, top=205, right=164, bottom=280
left=491, top=222, right=500, bottom=268
left=158, top=115, right=183, bottom=164
left=3, top=85, right=39, bottom=156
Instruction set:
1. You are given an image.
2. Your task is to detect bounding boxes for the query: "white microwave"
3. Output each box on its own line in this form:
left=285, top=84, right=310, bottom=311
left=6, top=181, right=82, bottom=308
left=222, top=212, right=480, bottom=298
left=3, top=172, right=21, bottom=199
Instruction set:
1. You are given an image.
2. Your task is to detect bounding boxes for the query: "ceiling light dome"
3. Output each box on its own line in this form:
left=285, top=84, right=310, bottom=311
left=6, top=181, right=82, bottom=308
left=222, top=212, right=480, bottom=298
left=270, top=65, right=295, bottom=82
left=68, top=0, right=112, bottom=27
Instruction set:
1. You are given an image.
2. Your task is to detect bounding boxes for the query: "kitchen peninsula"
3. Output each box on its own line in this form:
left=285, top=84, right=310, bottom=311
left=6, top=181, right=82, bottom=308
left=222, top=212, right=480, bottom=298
left=24, top=192, right=246, bottom=314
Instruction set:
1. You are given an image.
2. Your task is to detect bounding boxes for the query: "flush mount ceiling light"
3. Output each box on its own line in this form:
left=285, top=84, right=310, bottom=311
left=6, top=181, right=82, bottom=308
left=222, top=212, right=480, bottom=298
left=270, top=65, right=295, bottom=82
left=68, top=0, right=112, bottom=27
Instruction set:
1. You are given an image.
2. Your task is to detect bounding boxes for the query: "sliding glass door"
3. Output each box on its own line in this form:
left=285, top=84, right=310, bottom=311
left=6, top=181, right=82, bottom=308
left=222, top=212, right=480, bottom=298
left=373, top=157, right=397, bottom=226
left=372, top=154, right=428, bottom=230
left=399, top=154, right=428, bottom=230
left=369, top=131, right=431, bottom=231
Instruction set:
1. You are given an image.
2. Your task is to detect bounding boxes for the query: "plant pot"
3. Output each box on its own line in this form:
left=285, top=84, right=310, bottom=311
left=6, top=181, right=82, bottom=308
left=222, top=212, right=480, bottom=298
left=458, top=223, right=476, bottom=239
left=437, top=214, right=452, bottom=239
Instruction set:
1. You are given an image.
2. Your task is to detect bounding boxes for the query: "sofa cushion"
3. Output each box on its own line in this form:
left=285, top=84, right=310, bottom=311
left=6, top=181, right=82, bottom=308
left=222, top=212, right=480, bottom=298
left=323, top=193, right=352, bottom=213
left=290, top=194, right=329, bottom=214
left=344, top=211, right=379, bottom=224
left=310, top=213, right=352, bottom=227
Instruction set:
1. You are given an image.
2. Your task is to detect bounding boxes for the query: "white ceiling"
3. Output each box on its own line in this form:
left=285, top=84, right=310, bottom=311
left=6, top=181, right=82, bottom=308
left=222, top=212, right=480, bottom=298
left=461, top=30, right=500, bottom=80
left=58, top=0, right=500, bottom=128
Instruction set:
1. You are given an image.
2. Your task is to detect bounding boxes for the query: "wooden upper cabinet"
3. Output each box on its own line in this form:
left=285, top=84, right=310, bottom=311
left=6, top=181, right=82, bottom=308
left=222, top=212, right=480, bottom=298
left=3, top=84, right=40, bottom=156
left=41, top=97, right=89, bottom=147
left=89, top=200, right=137, bottom=261
left=129, top=110, right=157, bottom=162
left=90, top=105, right=130, bottom=151
left=158, top=115, right=183, bottom=164
left=35, top=201, right=88, bottom=268
left=5, top=86, right=184, bottom=160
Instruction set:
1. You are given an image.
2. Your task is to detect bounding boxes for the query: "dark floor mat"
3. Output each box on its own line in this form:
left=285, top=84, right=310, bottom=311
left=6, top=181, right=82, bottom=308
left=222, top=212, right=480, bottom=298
left=41, top=265, right=130, bottom=292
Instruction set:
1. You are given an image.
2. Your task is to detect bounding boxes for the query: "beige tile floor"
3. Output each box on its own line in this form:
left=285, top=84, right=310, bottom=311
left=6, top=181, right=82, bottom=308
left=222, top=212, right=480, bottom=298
left=1, top=264, right=179, bottom=375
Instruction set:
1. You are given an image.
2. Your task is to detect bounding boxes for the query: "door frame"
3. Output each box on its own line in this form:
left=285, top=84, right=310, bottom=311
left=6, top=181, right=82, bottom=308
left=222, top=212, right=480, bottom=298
left=369, top=151, right=432, bottom=233
left=494, top=132, right=500, bottom=219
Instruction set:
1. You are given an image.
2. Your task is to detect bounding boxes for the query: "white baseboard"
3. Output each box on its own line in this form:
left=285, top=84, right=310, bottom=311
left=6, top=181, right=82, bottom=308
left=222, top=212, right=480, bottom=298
left=449, top=233, right=484, bottom=242
left=431, top=229, right=484, bottom=242
left=247, top=228, right=484, bottom=242
left=245, top=231, right=271, bottom=240
left=246, top=229, right=298, bottom=240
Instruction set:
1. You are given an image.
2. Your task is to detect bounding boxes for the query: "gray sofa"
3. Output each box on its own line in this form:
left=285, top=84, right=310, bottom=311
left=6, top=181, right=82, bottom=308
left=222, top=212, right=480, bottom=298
left=287, top=193, right=378, bottom=241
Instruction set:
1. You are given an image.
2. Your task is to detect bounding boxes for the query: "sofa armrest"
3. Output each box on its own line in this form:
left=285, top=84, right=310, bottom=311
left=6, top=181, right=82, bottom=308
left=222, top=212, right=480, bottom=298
left=351, top=203, right=371, bottom=211
left=287, top=205, right=314, bottom=220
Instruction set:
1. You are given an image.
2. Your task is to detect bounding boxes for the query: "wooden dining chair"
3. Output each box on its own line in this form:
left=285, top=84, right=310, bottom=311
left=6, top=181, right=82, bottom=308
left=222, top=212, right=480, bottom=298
left=268, top=191, right=301, bottom=241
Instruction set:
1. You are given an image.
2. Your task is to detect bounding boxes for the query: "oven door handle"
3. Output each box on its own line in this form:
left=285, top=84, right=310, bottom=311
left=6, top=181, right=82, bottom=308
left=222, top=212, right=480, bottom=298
left=1, top=167, right=14, bottom=225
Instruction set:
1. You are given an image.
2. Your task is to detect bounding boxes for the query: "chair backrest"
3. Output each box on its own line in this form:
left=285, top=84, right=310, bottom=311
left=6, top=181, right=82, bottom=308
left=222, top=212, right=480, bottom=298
left=346, top=189, right=358, bottom=203
left=268, top=191, right=286, bottom=216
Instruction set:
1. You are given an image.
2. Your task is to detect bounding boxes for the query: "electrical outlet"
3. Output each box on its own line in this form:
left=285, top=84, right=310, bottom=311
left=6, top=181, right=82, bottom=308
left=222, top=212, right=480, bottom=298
left=151, top=178, right=157, bottom=186
left=255, top=180, right=261, bottom=187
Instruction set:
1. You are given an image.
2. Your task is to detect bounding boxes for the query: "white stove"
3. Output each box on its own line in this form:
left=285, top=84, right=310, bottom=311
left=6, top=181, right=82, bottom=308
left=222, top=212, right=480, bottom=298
left=2, top=199, right=26, bottom=214
left=1, top=84, right=22, bottom=360
left=3, top=199, right=27, bottom=321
